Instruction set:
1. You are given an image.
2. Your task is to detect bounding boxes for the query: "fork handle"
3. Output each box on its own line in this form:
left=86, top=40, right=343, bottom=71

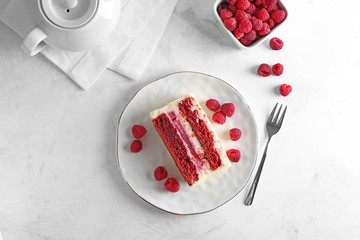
left=245, top=137, right=271, bottom=206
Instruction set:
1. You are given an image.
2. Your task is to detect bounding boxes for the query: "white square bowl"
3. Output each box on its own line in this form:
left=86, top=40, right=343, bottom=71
left=213, top=0, right=288, bottom=49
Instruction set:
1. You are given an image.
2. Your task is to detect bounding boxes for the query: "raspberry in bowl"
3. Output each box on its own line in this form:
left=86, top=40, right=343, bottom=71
left=213, top=0, right=288, bottom=49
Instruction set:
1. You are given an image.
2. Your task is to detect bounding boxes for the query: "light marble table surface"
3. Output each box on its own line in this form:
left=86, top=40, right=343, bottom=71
left=1, top=0, right=360, bottom=239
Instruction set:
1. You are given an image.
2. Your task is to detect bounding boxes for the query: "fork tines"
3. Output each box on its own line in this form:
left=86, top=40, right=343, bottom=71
left=268, top=103, right=287, bottom=127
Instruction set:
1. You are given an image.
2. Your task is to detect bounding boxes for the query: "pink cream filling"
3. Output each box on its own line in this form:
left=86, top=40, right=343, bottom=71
left=167, top=111, right=204, bottom=171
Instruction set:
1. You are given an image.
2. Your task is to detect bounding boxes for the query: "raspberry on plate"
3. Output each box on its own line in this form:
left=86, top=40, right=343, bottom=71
left=257, top=8, right=270, bottom=21
left=224, top=17, right=238, bottom=31
left=221, top=103, right=235, bottom=117
left=212, top=111, right=227, bottom=124
left=229, top=128, right=242, bottom=141
left=206, top=99, right=220, bottom=111
left=269, top=37, right=283, bottom=50
left=271, top=10, right=286, bottom=23
left=279, top=84, right=292, bottom=96
left=130, top=140, right=142, bottom=153
left=164, top=177, right=180, bottom=192
left=257, top=63, right=271, bottom=77
left=272, top=63, right=284, bottom=76
left=154, top=166, right=168, bottom=181
left=238, top=19, right=252, bottom=33
left=226, top=149, right=241, bottom=162
left=132, top=125, right=147, bottom=139
left=236, top=0, right=250, bottom=10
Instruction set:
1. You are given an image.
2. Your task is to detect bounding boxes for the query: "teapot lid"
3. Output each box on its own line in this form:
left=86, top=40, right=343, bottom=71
left=40, top=0, right=98, bottom=29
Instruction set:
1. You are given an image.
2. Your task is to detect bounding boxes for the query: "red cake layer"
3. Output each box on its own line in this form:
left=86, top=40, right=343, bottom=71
left=152, top=112, right=199, bottom=185
left=167, top=111, right=201, bottom=163
left=178, top=97, right=222, bottom=170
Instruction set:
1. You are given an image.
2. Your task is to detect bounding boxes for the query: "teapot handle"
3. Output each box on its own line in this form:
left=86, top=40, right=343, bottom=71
left=21, top=27, right=47, bottom=56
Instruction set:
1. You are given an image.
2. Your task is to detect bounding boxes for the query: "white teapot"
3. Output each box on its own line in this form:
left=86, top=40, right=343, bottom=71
left=20, top=0, right=121, bottom=56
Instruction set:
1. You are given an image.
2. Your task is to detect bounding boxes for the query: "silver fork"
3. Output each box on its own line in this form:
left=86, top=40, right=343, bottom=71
left=245, top=103, right=287, bottom=206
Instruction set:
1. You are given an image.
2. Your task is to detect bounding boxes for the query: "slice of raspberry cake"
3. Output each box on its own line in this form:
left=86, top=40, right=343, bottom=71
left=150, top=94, right=231, bottom=186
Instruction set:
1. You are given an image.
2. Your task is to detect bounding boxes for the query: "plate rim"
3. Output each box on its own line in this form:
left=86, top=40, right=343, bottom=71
left=116, top=71, right=258, bottom=215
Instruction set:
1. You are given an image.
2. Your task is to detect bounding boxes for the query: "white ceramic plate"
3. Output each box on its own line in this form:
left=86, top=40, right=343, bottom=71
left=116, top=71, right=258, bottom=215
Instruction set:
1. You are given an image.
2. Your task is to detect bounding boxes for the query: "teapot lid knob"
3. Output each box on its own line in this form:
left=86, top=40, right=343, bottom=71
left=63, top=0, right=78, bottom=9
left=41, top=0, right=98, bottom=29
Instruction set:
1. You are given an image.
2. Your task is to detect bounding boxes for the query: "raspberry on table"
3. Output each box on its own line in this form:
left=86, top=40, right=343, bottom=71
left=269, top=37, right=283, bottom=50
left=233, top=28, right=245, bottom=39
left=132, top=125, right=147, bottom=139
left=164, top=177, right=180, bottom=192
left=257, top=63, right=272, bottom=77
left=206, top=99, right=220, bottom=111
left=279, top=84, right=292, bottom=96
left=238, top=19, right=252, bottom=33
left=226, top=149, right=241, bottom=162
left=244, top=29, right=256, bottom=41
left=154, top=166, right=168, bottom=181
left=220, top=9, right=233, bottom=21
left=272, top=63, right=284, bottom=76
left=257, top=22, right=270, bottom=36
left=240, top=37, right=253, bottom=46
left=236, top=0, right=250, bottom=10
left=251, top=16, right=263, bottom=31
left=221, top=103, right=235, bottom=117
left=224, top=17, right=238, bottom=31
left=130, top=140, right=142, bottom=153
left=230, top=128, right=242, bottom=141
left=212, top=112, right=227, bottom=124
left=271, top=10, right=286, bottom=23
left=257, top=8, right=270, bottom=21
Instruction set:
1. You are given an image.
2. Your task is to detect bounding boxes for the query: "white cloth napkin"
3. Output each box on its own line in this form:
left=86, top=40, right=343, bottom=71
left=0, top=0, right=178, bottom=90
